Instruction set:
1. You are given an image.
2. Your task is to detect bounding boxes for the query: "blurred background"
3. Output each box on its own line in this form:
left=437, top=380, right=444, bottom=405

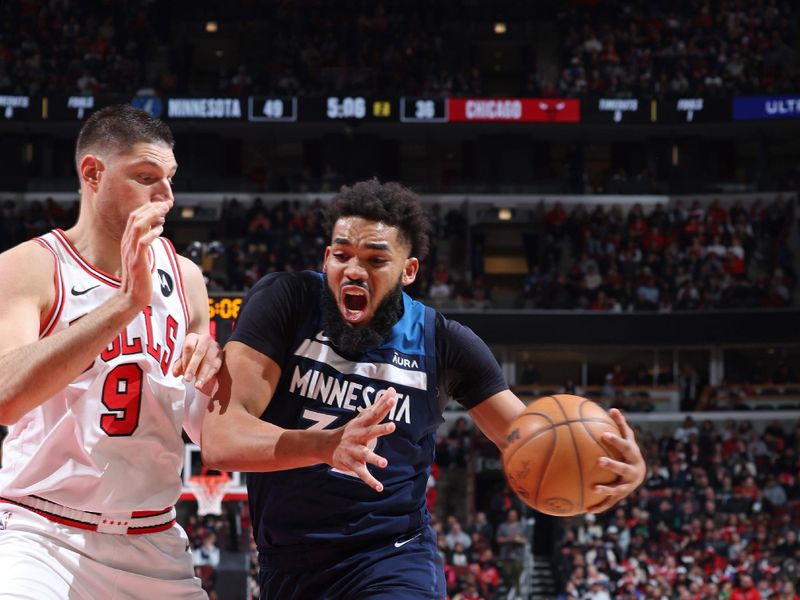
left=1, top=0, right=799, bottom=598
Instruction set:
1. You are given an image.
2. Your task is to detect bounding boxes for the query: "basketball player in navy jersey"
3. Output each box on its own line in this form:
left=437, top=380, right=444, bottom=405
left=203, top=180, right=646, bottom=599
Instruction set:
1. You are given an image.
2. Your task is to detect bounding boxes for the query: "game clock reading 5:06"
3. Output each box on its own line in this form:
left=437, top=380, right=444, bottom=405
left=207, top=297, right=243, bottom=320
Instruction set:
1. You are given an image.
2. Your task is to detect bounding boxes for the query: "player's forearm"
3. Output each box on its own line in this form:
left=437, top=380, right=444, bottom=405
left=0, top=295, right=141, bottom=425
left=202, top=408, right=335, bottom=472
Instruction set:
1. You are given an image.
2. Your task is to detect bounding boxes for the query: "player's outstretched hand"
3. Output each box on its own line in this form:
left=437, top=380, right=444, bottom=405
left=586, top=408, right=646, bottom=514
left=328, top=387, right=397, bottom=493
left=173, top=333, right=222, bottom=395
left=119, top=200, right=173, bottom=310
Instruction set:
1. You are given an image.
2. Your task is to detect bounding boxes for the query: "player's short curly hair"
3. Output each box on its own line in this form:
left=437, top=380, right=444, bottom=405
left=75, top=104, right=174, bottom=165
left=324, top=179, right=431, bottom=260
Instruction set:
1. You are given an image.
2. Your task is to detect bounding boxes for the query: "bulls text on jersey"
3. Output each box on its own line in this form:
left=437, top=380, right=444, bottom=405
left=98, top=305, right=179, bottom=376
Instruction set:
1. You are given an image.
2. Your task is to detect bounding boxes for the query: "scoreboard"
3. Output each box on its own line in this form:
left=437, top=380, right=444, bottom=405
left=400, top=97, right=448, bottom=122
left=0, top=93, right=785, bottom=124
left=208, top=295, right=243, bottom=345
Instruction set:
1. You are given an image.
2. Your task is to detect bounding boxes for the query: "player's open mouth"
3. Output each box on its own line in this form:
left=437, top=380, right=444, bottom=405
left=341, top=286, right=369, bottom=324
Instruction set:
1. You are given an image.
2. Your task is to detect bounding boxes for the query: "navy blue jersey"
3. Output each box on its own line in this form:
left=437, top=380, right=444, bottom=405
left=230, top=271, right=507, bottom=552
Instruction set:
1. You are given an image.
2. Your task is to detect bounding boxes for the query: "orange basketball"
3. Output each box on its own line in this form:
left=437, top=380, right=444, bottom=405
left=502, top=394, right=623, bottom=516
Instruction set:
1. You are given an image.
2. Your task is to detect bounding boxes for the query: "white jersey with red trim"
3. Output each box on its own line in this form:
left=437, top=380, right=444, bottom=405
left=0, top=229, right=192, bottom=514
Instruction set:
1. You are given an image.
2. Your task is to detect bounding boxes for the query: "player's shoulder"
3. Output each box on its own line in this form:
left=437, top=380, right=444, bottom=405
left=174, top=253, right=205, bottom=285
left=0, top=238, right=57, bottom=301
left=433, top=311, right=493, bottom=364
left=1, top=236, right=54, bottom=257
left=433, top=310, right=475, bottom=342
left=174, top=251, right=200, bottom=271
left=0, top=238, right=56, bottom=280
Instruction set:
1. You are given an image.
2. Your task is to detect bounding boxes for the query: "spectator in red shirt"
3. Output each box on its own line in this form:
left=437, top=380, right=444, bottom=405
left=706, top=199, right=727, bottom=225
left=642, top=226, right=667, bottom=252
left=546, top=202, right=568, bottom=237
left=725, top=249, right=747, bottom=277
left=473, top=548, right=500, bottom=597
left=731, top=574, right=762, bottom=600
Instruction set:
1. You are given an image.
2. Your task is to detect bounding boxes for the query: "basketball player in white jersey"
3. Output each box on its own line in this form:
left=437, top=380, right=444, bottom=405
left=0, top=105, right=221, bottom=599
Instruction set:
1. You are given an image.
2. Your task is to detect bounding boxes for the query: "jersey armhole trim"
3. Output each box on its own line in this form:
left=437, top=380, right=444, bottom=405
left=32, top=237, right=64, bottom=338
left=51, top=228, right=147, bottom=287
left=160, top=237, right=190, bottom=329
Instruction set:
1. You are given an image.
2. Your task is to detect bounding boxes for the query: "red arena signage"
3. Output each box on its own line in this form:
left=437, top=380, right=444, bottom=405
left=447, top=98, right=580, bottom=122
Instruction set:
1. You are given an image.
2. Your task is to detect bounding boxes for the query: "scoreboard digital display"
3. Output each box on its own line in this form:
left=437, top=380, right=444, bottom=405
left=0, top=94, right=769, bottom=125
left=400, top=97, right=448, bottom=122
left=582, top=98, right=654, bottom=124
left=247, top=96, right=298, bottom=122
left=296, top=96, right=396, bottom=121
left=166, top=97, right=245, bottom=120
left=659, top=97, right=731, bottom=123
left=42, top=95, right=108, bottom=120
left=0, top=95, right=34, bottom=120
left=447, top=98, right=580, bottom=123
left=208, top=295, right=243, bottom=345
left=732, top=95, right=800, bottom=121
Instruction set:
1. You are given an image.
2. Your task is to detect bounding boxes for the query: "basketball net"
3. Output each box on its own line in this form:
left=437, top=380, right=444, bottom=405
left=187, top=469, right=232, bottom=516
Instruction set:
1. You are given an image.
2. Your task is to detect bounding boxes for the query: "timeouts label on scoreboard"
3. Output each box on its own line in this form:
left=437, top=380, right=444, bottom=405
left=0, top=95, right=33, bottom=120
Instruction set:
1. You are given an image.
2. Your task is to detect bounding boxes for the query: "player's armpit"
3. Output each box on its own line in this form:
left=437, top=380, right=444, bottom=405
left=176, top=255, right=211, bottom=335
left=172, top=256, right=222, bottom=391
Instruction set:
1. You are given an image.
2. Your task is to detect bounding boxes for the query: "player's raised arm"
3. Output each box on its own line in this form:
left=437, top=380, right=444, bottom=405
left=0, top=201, right=171, bottom=425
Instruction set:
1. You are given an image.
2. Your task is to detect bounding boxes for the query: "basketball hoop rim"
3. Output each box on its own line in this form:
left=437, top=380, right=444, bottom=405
left=187, top=473, right=232, bottom=494
left=188, top=472, right=232, bottom=483
left=186, top=473, right=234, bottom=516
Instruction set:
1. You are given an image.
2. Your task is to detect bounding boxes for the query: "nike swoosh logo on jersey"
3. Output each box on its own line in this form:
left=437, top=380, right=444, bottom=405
left=394, top=532, right=422, bottom=548
left=71, top=285, right=100, bottom=296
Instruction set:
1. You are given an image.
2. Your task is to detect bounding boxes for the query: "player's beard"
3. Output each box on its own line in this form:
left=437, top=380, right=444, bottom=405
left=320, top=275, right=404, bottom=357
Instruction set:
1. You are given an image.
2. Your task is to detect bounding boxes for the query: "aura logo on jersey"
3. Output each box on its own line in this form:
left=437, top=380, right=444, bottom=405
left=392, top=351, right=419, bottom=369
